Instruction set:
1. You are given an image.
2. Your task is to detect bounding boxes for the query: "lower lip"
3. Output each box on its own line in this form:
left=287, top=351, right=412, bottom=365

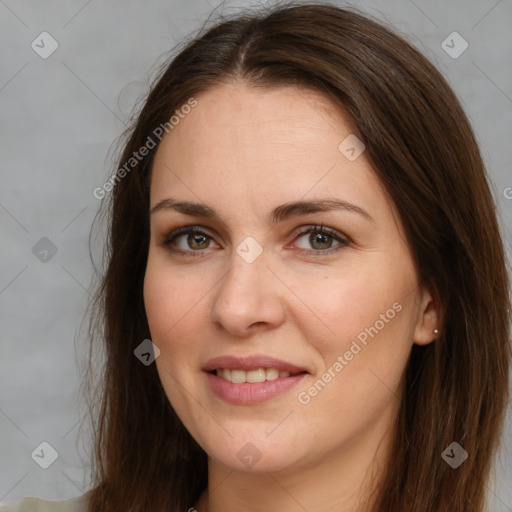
left=205, top=371, right=307, bottom=404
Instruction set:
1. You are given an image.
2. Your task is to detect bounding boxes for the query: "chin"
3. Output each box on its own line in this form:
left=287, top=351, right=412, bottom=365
left=200, top=433, right=307, bottom=474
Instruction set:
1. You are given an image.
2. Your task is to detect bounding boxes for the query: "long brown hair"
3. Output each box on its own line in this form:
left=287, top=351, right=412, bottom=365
left=84, top=2, right=511, bottom=511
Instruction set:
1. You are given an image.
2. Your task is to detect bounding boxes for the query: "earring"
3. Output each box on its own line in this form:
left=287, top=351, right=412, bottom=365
left=433, top=329, right=439, bottom=335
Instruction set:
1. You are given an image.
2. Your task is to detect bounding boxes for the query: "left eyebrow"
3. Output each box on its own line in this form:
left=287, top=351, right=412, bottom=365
left=150, top=197, right=375, bottom=225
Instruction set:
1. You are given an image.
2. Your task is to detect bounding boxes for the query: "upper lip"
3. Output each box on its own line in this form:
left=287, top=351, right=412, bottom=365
left=202, top=354, right=308, bottom=374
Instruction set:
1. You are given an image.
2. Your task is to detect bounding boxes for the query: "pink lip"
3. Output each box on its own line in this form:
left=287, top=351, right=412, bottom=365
left=205, top=372, right=307, bottom=405
left=202, top=354, right=309, bottom=405
left=202, top=354, right=307, bottom=374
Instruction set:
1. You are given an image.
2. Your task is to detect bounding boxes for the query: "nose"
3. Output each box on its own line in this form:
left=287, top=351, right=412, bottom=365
left=210, top=248, right=286, bottom=337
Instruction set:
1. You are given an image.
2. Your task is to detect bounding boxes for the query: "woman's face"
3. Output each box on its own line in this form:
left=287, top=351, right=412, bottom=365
left=144, top=81, right=436, bottom=475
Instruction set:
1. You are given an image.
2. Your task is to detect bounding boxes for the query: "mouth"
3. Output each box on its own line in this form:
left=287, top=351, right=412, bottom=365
left=202, top=354, right=309, bottom=404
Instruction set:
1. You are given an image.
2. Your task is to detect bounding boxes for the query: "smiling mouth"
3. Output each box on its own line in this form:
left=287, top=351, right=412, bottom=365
left=211, top=368, right=307, bottom=383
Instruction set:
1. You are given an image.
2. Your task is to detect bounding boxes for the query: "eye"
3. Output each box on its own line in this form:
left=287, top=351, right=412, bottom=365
left=161, top=223, right=349, bottom=257
left=291, top=224, right=349, bottom=255
left=162, top=226, right=218, bottom=257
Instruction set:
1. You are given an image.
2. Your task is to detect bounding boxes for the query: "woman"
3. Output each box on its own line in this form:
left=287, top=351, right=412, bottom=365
left=3, top=2, right=509, bottom=512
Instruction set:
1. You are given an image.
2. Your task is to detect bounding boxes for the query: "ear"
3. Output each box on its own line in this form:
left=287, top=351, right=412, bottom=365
left=413, top=284, right=440, bottom=346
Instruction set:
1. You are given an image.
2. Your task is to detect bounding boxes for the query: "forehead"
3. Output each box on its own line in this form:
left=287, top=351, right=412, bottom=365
left=149, top=81, right=392, bottom=227
left=164, top=81, right=353, bottom=152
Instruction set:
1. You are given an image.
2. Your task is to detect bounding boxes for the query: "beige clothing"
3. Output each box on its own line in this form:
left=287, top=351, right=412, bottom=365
left=0, top=491, right=90, bottom=512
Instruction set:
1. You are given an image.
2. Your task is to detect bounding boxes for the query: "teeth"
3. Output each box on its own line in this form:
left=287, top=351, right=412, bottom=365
left=231, top=370, right=245, bottom=383
left=247, top=368, right=266, bottom=383
left=215, top=368, right=293, bottom=383
left=266, top=368, right=279, bottom=380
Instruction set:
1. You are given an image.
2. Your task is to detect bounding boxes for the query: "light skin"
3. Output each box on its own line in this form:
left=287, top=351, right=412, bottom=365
left=143, top=81, right=439, bottom=512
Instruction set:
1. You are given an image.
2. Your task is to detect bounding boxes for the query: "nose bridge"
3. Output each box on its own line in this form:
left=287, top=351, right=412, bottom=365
left=210, top=243, right=285, bottom=333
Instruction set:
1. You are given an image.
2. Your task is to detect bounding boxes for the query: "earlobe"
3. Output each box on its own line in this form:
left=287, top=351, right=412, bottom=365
left=413, top=286, right=440, bottom=346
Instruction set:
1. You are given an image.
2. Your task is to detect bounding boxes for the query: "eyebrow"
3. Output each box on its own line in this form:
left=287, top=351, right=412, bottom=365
left=150, top=197, right=374, bottom=225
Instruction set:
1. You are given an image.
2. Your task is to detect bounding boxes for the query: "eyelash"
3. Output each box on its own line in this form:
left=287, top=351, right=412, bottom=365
left=161, top=224, right=350, bottom=258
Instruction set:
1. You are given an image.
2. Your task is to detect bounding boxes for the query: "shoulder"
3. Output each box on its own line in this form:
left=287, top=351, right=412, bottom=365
left=0, top=491, right=90, bottom=512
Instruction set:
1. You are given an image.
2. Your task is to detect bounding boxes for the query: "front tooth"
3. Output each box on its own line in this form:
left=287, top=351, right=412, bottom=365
left=265, top=368, right=279, bottom=381
left=247, top=368, right=266, bottom=383
left=218, top=368, right=293, bottom=383
left=231, top=369, right=246, bottom=383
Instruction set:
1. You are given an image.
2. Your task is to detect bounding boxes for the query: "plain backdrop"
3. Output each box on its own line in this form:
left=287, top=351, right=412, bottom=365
left=1, top=0, right=511, bottom=509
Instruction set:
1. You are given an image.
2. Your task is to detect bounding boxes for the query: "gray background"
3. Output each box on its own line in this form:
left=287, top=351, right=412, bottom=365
left=1, top=0, right=511, bottom=509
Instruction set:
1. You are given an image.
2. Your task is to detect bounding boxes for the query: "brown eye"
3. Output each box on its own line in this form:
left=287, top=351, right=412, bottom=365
left=308, top=231, right=334, bottom=250
left=185, top=233, right=210, bottom=250
left=292, top=225, right=349, bottom=255
left=162, top=226, right=218, bottom=257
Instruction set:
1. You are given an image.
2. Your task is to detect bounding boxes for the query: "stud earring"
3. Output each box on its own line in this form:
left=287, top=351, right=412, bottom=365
left=433, top=328, right=439, bottom=335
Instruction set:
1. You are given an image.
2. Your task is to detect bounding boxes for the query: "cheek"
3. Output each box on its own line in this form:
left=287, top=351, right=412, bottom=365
left=293, top=265, right=414, bottom=403
left=143, top=261, right=207, bottom=418
left=290, top=267, right=399, bottom=354
left=143, top=258, right=207, bottom=360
